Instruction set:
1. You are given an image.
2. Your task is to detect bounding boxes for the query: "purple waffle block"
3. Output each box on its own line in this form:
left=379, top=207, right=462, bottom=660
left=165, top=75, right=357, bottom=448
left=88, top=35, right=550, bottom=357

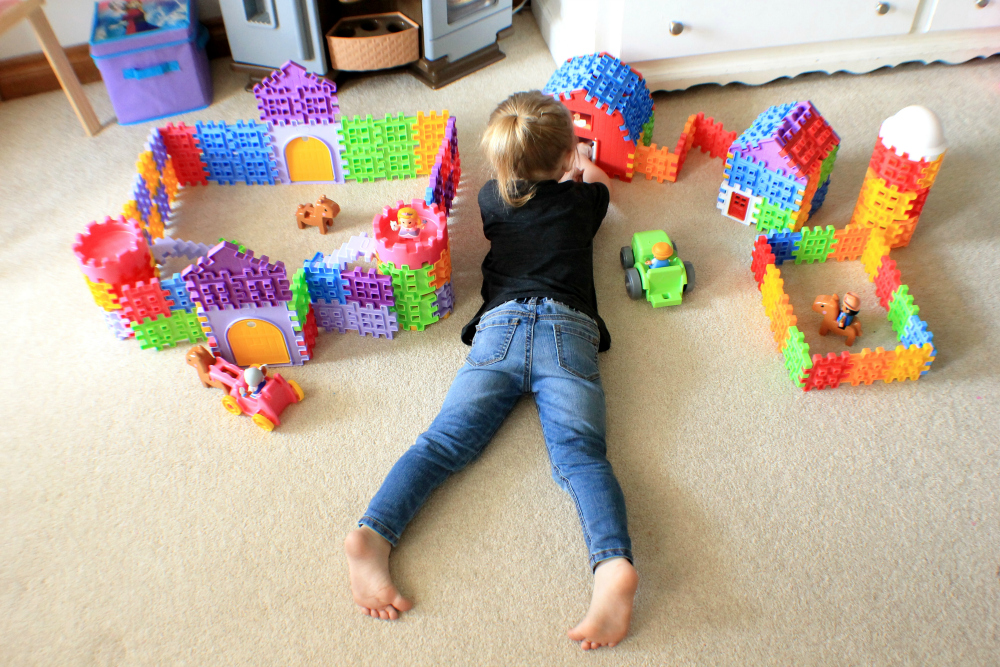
left=433, top=282, right=454, bottom=318
left=147, top=128, right=168, bottom=172
left=254, top=61, right=339, bottom=127
left=182, top=242, right=292, bottom=311
left=342, top=266, right=394, bottom=308
left=132, top=174, right=153, bottom=220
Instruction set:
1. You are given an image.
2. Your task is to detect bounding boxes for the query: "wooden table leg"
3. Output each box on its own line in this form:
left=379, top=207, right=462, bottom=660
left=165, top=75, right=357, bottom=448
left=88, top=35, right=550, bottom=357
left=26, top=6, right=101, bottom=136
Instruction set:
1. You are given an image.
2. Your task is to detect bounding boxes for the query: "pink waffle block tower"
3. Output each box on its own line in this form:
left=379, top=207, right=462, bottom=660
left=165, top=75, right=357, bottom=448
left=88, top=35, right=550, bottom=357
left=73, top=216, right=156, bottom=306
left=372, top=198, right=452, bottom=331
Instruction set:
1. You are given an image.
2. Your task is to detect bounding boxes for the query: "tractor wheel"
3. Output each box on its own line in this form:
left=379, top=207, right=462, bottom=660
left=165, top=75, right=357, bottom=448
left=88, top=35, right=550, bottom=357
left=252, top=414, right=275, bottom=431
left=619, top=245, right=634, bottom=269
left=683, top=261, right=695, bottom=293
left=222, top=395, right=242, bottom=415
left=288, top=380, right=305, bottom=402
left=625, top=267, right=644, bottom=300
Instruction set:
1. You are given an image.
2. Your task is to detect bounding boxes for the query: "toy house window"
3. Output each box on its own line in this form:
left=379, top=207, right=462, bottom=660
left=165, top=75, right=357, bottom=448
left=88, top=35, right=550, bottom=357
left=728, top=193, right=750, bottom=221
left=573, top=112, right=593, bottom=131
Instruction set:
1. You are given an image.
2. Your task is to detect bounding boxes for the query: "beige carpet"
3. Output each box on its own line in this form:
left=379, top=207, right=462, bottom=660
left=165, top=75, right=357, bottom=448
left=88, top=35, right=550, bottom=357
left=2, top=10, right=999, bottom=665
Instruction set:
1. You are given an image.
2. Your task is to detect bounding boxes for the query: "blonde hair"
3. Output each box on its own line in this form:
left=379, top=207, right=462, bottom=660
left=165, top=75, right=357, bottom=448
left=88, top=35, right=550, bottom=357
left=481, top=90, right=576, bottom=208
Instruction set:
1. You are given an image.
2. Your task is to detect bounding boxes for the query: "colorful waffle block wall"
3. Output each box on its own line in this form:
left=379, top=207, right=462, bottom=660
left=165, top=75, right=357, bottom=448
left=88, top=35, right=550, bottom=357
left=73, top=59, right=461, bottom=366
left=750, top=226, right=935, bottom=391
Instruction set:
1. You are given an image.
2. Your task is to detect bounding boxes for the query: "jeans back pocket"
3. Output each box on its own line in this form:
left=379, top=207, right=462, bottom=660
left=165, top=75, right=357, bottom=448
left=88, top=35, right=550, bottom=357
left=553, top=323, right=600, bottom=381
left=466, top=318, right=520, bottom=367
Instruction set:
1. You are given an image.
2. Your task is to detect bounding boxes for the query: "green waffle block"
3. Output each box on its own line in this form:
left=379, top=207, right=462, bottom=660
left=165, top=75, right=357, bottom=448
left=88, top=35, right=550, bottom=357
left=384, top=148, right=418, bottom=180
left=218, top=238, right=247, bottom=253
left=341, top=114, right=419, bottom=182
left=289, top=268, right=311, bottom=331
left=393, top=292, right=439, bottom=331
left=133, top=309, right=206, bottom=351
left=782, top=325, right=812, bottom=389
left=887, top=284, right=919, bottom=336
left=379, top=262, right=436, bottom=298
left=641, top=117, right=655, bottom=147
left=753, top=197, right=797, bottom=234
left=819, top=143, right=839, bottom=184
left=793, top=225, right=836, bottom=264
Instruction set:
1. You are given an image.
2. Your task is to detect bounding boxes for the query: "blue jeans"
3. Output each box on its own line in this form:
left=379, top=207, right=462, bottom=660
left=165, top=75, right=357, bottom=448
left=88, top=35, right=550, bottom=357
left=360, top=298, right=632, bottom=570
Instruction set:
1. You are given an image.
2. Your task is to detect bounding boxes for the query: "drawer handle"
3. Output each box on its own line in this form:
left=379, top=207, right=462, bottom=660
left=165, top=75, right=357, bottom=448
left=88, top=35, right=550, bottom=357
left=669, top=21, right=684, bottom=35
left=975, top=0, right=989, bottom=8
left=123, top=61, right=181, bottom=80
left=875, top=2, right=890, bottom=14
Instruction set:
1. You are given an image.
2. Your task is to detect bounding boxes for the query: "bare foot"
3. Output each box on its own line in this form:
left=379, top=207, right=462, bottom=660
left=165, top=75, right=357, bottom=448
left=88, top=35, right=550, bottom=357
left=345, top=526, right=413, bottom=620
left=567, top=557, right=638, bottom=649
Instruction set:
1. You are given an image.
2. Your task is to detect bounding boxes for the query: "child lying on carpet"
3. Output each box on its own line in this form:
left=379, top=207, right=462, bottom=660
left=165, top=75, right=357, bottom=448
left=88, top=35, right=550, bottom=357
left=346, top=90, right=638, bottom=650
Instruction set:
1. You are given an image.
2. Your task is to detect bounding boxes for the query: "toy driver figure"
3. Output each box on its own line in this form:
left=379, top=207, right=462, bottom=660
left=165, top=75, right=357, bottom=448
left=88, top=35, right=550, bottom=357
left=239, top=365, right=269, bottom=398
left=392, top=207, right=424, bottom=238
left=837, top=292, right=861, bottom=329
left=645, top=242, right=674, bottom=269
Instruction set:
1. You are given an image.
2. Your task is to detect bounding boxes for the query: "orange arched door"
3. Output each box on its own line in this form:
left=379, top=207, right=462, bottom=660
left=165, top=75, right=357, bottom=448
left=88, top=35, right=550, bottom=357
left=286, top=136, right=335, bottom=182
left=227, top=319, right=290, bottom=366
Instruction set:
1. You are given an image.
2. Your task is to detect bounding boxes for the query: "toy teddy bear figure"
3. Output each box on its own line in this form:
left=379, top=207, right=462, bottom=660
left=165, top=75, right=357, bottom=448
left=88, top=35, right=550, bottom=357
left=239, top=365, right=269, bottom=399
left=645, top=242, right=674, bottom=269
left=392, top=207, right=424, bottom=238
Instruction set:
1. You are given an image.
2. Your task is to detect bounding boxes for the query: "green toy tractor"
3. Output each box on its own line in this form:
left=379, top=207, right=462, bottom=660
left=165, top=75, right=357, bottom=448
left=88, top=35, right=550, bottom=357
left=620, top=230, right=694, bottom=307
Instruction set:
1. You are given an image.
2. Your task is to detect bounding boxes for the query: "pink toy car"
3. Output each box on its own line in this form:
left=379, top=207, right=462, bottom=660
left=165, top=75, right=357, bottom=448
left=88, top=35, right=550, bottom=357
left=186, top=346, right=304, bottom=431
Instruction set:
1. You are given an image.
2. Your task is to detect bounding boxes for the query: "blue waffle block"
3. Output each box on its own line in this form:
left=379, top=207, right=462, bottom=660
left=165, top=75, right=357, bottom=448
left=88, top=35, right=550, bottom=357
left=901, top=315, right=934, bottom=357
left=160, top=272, right=194, bottom=311
left=734, top=102, right=798, bottom=150
left=303, top=252, right=347, bottom=304
left=727, top=151, right=804, bottom=210
left=811, top=177, right=831, bottom=215
left=764, top=231, right=802, bottom=266
left=196, top=121, right=278, bottom=186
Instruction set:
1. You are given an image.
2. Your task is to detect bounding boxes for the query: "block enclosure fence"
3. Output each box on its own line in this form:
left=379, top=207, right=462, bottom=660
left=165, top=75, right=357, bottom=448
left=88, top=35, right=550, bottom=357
left=73, top=60, right=460, bottom=369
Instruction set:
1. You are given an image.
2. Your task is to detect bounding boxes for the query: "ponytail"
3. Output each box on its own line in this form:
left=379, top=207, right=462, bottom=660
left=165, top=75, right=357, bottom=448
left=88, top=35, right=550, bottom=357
left=481, top=90, right=576, bottom=208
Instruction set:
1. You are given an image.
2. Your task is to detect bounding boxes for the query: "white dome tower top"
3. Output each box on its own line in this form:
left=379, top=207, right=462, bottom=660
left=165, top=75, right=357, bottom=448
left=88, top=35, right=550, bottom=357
left=878, top=105, right=947, bottom=161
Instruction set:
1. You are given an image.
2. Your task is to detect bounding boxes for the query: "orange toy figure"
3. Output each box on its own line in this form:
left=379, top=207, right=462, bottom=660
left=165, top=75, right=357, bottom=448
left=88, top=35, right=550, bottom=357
left=813, top=293, right=863, bottom=346
left=296, top=196, right=340, bottom=235
left=391, top=206, right=424, bottom=239
left=644, top=241, right=674, bottom=269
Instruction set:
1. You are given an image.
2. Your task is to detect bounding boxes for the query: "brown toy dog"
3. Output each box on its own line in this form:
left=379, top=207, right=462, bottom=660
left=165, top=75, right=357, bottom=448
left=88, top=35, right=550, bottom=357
left=296, top=196, right=340, bottom=235
left=186, top=345, right=226, bottom=390
left=813, top=293, right=863, bottom=346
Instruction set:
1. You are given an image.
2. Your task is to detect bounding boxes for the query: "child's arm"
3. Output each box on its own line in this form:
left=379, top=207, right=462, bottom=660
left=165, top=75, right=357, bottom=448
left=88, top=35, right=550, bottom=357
left=562, top=142, right=611, bottom=189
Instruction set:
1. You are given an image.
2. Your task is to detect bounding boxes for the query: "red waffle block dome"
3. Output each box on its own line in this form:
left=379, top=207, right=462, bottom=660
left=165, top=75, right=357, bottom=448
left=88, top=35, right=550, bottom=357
left=372, top=199, right=449, bottom=268
left=73, top=216, right=154, bottom=288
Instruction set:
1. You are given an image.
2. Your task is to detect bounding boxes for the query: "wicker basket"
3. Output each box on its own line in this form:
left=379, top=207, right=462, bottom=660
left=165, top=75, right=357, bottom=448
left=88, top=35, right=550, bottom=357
left=326, top=12, right=420, bottom=72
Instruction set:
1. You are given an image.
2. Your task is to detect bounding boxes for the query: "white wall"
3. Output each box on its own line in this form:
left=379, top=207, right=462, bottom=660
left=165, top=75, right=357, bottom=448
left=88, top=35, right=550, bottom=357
left=0, top=0, right=221, bottom=59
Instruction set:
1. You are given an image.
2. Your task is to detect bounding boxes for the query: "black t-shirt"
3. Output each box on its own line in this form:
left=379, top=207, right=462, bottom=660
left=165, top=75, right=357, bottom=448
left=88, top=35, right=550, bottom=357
left=460, top=178, right=612, bottom=351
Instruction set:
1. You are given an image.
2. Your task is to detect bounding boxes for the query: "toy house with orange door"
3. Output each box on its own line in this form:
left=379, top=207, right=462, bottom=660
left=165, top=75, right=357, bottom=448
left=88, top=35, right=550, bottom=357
left=182, top=241, right=317, bottom=366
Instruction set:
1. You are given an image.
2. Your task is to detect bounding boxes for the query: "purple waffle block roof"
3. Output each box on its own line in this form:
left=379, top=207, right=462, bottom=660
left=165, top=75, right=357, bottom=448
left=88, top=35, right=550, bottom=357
left=182, top=242, right=292, bottom=311
left=254, top=61, right=340, bottom=127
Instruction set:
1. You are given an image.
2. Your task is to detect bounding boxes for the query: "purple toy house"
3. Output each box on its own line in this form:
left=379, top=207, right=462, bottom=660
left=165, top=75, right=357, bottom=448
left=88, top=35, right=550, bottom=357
left=254, top=62, right=346, bottom=184
left=182, top=242, right=314, bottom=367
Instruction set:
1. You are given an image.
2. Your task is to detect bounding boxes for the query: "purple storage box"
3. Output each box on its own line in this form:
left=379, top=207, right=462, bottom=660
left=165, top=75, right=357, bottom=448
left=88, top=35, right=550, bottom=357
left=90, top=0, right=213, bottom=125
